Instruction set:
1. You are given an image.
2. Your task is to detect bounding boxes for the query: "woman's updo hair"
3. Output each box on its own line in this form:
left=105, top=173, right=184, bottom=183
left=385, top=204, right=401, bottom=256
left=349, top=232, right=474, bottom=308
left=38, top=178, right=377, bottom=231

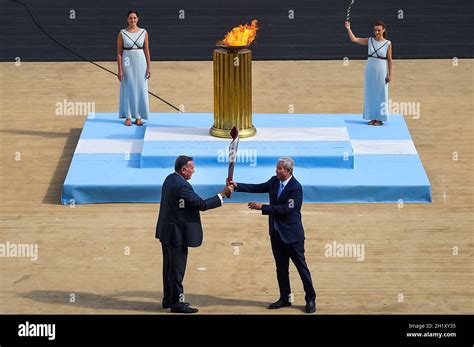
left=127, top=10, right=139, bottom=18
left=374, top=21, right=387, bottom=39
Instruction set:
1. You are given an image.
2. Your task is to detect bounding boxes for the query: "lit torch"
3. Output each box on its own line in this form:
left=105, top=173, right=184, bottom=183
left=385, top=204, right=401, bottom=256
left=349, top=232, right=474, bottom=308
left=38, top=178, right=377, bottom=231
left=226, top=126, right=239, bottom=186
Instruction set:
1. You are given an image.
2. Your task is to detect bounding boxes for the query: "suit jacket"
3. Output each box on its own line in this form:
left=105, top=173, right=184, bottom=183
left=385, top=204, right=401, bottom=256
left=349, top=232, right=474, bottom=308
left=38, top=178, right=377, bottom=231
left=236, top=176, right=305, bottom=244
left=156, top=173, right=222, bottom=247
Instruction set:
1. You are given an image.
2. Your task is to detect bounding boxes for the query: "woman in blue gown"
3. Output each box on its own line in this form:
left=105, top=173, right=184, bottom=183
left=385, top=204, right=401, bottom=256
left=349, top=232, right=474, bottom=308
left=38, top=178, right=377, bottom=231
left=117, top=10, right=151, bottom=126
left=345, top=21, right=393, bottom=126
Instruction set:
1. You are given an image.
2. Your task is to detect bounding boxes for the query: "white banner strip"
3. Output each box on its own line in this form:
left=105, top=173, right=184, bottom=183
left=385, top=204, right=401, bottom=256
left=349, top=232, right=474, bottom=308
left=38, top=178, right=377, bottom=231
left=144, top=127, right=350, bottom=142
left=75, top=139, right=143, bottom=153
left=74, top=139, right=417, bottom=155
left=351, top=140, right=417, bottom=154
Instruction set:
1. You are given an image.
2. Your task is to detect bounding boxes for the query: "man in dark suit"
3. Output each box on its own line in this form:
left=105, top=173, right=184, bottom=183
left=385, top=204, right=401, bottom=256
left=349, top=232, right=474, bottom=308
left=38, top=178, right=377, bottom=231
left=229, top=157, right=316, bottom=313
left=156, top=155, right=233, bottom=313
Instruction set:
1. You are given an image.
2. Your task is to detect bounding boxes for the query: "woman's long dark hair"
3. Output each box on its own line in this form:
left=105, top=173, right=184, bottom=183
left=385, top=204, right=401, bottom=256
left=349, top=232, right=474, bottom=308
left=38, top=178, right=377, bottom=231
left=127, top=10, right=139, bottom=18
left=374, top=21, right=387, bottom=39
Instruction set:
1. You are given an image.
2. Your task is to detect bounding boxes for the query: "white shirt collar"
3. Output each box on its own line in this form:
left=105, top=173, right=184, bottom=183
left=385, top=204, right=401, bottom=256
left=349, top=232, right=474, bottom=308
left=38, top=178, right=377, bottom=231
left=280, top=175, right=292, bottom=187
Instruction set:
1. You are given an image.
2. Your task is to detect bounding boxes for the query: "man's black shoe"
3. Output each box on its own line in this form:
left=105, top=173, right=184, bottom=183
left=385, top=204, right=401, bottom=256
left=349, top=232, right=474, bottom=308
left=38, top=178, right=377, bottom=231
left=163, top=302, right=190, bottom=309
left=268, top=298, right=292, bottom=309
left=170, top=304, right=198, bottom=313
left=305, top=300, right=316, bottom=313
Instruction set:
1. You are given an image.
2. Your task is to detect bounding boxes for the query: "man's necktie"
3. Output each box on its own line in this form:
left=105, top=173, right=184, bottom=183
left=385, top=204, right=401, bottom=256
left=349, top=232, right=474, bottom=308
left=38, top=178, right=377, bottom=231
left=277, top=182, right=284, bottom=199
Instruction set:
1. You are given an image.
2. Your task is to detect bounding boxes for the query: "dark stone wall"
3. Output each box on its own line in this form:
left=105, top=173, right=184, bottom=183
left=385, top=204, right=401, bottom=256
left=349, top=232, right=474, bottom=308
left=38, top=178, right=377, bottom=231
left=2, top=0, right=473, bottom=61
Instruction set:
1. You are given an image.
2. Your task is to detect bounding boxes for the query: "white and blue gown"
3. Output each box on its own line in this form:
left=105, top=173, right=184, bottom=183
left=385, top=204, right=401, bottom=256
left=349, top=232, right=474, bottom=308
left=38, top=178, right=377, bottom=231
left=118, top=28, right=149, bottom=120
left=363, top=37, right=391, bottom=122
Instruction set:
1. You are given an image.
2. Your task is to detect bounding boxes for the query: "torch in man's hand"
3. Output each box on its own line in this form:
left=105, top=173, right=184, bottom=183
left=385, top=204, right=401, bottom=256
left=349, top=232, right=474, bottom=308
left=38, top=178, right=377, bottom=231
left=226, top=126, right=240, bottom=196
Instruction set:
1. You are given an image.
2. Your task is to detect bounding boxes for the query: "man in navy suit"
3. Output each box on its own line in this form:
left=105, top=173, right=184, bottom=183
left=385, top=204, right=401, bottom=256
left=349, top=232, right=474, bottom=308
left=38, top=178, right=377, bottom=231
left=156, top=155, right=233, bottom=313
left=229, top=157, right=316, bottom=313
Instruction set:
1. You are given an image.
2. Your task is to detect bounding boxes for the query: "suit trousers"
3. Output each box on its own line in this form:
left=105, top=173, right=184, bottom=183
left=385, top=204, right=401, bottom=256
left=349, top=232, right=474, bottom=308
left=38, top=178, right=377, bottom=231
left=161, top=242, right=188, bottom=306
left=270, top=230, right=316, bottom=302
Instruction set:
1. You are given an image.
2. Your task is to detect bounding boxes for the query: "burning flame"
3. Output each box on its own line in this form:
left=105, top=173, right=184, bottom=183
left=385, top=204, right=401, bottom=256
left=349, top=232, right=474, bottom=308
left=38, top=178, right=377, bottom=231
left=222, top=19, right=258, bottom=46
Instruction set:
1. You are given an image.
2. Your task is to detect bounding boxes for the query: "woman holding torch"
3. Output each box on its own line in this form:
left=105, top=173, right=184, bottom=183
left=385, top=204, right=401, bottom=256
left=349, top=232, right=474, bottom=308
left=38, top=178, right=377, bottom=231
left=345, top=20, right=392, bottom=126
